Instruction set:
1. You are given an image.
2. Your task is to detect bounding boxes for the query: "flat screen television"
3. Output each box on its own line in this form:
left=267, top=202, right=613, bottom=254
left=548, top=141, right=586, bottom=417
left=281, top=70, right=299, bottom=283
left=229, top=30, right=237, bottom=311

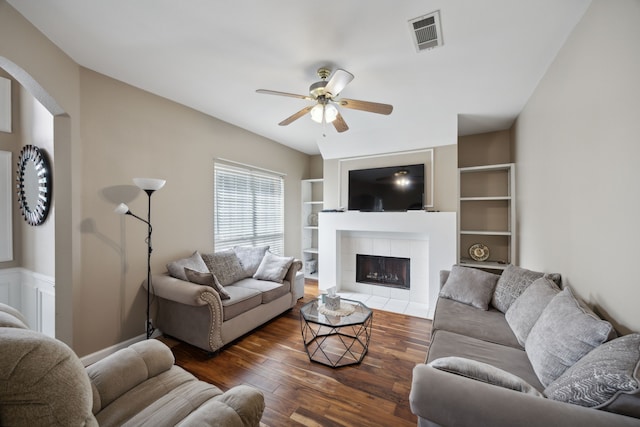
left=348, top=164, right=425, bottom=212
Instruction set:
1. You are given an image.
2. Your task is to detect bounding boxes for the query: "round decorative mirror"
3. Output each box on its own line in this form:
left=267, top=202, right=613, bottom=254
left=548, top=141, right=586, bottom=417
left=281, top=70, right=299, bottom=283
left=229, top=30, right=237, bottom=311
left=16, top=145, right=51, bottom=226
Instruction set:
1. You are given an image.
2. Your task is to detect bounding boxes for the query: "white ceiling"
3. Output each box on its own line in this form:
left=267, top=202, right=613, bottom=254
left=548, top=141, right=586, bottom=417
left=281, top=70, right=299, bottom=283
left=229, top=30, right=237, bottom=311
left=7, top=0, right=591, bottom=159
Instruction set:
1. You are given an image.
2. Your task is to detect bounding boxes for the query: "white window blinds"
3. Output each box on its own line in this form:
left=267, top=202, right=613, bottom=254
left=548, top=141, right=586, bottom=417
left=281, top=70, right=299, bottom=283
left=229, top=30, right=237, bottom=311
left=214, top=162, right=284, bottom=255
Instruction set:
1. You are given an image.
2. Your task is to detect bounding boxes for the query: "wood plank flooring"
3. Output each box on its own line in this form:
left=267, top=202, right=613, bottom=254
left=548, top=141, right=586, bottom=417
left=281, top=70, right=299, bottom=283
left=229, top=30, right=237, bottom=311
left=160, top=281, right=432, bottom=427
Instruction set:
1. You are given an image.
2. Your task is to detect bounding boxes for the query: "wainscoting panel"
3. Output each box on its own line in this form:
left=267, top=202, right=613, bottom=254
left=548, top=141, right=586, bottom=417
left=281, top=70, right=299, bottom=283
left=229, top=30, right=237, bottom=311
left=0, top=268, right=55, bottom=336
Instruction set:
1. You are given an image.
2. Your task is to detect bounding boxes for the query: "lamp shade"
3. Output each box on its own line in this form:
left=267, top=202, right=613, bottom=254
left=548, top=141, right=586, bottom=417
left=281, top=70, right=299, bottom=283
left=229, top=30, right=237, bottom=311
left=310, top=103, right=338, bottom=124
left=324, top=103, right=338, bottom=123
left=310, top=104, right=324, bottom=123
left=114, top=203, right=130, bottom=215
left=133, top=178, right=166, bottom=191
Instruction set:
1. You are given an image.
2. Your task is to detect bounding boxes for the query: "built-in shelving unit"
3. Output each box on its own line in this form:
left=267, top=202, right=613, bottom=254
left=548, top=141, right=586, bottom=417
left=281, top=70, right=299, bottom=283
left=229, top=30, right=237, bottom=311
left=301, top=178, right=323, bottom=279
left=457, top=163, right=515, bottom=270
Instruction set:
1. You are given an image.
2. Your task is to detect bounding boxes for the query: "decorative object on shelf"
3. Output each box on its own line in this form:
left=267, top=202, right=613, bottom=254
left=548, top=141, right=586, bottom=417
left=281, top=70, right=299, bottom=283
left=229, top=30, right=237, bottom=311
left=305, top=259, right=317, bottom=275
left=469, top=243, right=490, bottom=262
left=16, top=145, right=51, bottom=226
left=307, top=212, right=318, bottom=226
left=115, top=177, right=166, bottom=339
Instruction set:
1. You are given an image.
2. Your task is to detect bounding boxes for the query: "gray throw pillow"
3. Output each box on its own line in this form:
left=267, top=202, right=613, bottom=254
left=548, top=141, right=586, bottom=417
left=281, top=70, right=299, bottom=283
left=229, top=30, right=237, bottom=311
left=505, top=277, right=560, bottom=346
left=253, top=252, right=294, bottom=283
left=184, top=268, right=230, bottom=300
left=439, top=266, right=500, bottom=310
left=525, top=286, right=616, bottom=387
left=545, top=333, right=640, bottom=419
left=166, top=251, right=208, bottom=281
left=492, top=264, right=561, bottom=313
left=233, top=245, right=269, bottom=278
left=202, top=249, right=245, bottom=286
left=429, top=356, right=544, bottom=397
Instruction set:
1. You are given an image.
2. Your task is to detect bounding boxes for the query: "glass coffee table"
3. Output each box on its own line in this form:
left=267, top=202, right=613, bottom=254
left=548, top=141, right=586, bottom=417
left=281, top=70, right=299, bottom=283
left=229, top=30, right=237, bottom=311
left=300, top=298, right=373, bottom=368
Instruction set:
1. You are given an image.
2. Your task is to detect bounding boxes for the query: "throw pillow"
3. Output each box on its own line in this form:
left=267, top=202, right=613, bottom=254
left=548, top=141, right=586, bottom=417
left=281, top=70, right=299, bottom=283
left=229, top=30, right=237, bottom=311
left=253, top=251, right=294, bottom=283
left=233, top=245, right=269, bottom=278
left=525, top=286, right=616, bottom=387
left=544, top=333, right=640, bottom=419
left=166, top=251, right=208, bottom=281
left=505, top=277, right=560, bottom=346
left=491, top=264, right=561, bottom=313
left=184, top=268, right=231, bottom=300
left=439, top=265, right=500, bottom=310
left=429, top=356, right=544, bottom=397
left=202, top=249, right=245, bottom=286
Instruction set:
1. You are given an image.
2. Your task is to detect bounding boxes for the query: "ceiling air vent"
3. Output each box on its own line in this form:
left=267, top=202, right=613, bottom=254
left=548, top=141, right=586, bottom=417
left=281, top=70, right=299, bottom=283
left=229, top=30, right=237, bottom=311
left=409, top=11, right=443, bottom=52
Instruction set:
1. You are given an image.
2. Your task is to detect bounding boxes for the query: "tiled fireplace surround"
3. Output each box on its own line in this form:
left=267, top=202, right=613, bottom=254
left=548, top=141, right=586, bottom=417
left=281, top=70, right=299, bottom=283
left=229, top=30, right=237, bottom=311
left=318, top=211, right=456, bottom=319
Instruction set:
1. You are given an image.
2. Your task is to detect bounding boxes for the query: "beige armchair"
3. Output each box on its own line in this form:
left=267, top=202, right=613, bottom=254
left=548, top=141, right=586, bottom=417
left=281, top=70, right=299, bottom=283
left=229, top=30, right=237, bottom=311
left=0, top=303, right=264, bottom=426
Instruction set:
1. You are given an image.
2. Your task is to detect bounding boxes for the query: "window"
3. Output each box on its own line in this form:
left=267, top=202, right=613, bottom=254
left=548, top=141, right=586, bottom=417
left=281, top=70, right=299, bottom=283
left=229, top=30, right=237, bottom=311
left=214, top=162, right=284, bottom=255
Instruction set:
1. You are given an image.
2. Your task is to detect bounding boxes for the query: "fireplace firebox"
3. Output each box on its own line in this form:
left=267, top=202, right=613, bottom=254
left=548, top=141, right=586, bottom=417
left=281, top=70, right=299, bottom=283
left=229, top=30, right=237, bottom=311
left=356, top=254, right=410, bottom=289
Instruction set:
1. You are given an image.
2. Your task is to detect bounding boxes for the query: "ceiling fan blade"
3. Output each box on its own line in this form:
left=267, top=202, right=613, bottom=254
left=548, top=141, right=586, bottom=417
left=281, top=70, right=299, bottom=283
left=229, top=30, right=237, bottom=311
left=339, top=98, right=393, bottom=115
left=256, top=89, right=312, bottom=100
left=332, top=112, right=349, bottom=133
left=278, top=106, right=314, bottom=126
left=324, top=69, right=354, bottom=96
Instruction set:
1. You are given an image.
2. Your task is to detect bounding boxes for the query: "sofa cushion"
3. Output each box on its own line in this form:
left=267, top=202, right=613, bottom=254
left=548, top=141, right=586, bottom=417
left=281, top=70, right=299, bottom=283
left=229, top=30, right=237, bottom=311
left=220, top=286, right=263, bottom=321
left=253, top=252, right=294, bottom=283
left=427, top=329, right=544, bottom=391
left=184, top=268, right=230, bottom=300
left=429, top=356, right=544, bottom=397
left=233, top=245, right=269, bottom=278
left=233, top=278, right=290, bottom=304
left=433, top=297, right=522, bottom=349
left=525, top=286, right=616, bottom=387
left=166, top=251, right=208, bottom=281
left=439, top=266, right=500, bottom=310
left=202, top=249, right=245, bottom=286
left=505, top=277, right=560, bottom=346
left=544, top=333, right=640, bottom=419
left=491, top=265, right=561, bottom=313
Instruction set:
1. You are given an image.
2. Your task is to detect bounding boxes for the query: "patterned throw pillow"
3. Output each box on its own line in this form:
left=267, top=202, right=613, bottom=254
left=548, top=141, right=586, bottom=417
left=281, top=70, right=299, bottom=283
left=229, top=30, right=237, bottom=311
left=184, top=268, right=231, bottom=300
left=439, top=265, right=500, bottom=310
left=492, top=265, right=561, bottom=313
left=505, top=277, right=560, bottom=346
left=202, top=249, right=245, bottom=286
left=545, top=334, right=640, bottom=419
left=525, top=286, right=615, bottom=387
left=233, top=245, right=269, bottom=278
left=253, top=252, right=294, bottom=283
left=166, top=251, right=208, bottom=281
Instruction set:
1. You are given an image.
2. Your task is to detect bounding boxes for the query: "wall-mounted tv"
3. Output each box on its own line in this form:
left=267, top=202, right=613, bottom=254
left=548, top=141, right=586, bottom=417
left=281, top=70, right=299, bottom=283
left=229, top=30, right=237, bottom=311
left=348, top=164, right=425, bottom=212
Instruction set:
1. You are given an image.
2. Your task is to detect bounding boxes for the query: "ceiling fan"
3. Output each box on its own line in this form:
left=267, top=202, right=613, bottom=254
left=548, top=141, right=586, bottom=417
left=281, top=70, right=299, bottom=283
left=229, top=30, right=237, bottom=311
left=256, top=67, right=393, bottom=133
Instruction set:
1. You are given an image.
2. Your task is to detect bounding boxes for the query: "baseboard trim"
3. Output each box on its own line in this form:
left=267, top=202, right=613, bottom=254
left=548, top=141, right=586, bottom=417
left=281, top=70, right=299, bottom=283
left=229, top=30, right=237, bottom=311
left=79, top=328, right=163, bottom=366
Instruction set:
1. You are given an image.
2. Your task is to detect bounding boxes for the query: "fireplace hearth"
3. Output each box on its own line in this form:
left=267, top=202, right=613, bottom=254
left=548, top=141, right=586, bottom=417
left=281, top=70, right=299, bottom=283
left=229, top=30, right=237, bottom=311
left=356, top=254, right=410, bottom=289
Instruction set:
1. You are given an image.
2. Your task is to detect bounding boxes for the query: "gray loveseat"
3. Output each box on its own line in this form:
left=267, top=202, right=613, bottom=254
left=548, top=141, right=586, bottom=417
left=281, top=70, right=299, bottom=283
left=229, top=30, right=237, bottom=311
left=150, top=246, right=303, bottom=353
left=0, top=303, right=265, bottom=426
left=410, top=265, right=640, bottom=427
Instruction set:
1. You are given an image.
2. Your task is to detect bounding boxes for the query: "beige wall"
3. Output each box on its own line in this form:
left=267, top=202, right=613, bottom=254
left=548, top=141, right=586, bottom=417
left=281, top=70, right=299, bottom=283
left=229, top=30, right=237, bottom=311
left=78, top=69, right=309, bottom=354
left=1, top=1, right=311, bottom=356
left=513, top=0, right=640, bottom=333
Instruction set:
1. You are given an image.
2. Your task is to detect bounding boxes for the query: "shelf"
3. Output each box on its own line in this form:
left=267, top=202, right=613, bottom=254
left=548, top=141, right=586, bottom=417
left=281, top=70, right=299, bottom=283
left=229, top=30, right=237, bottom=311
left=460, top=196, right=511, bottom=201
left=303, top=226, right=319, bottom=230
left=304, top=201, right=324, bottom=205
left=459, top=259, right=509, bottom=270
left=303, top=247, right=319, bottom=254
left=460, top=230, right=511, bottom=236
left=459, top=163, right=513, bottom=173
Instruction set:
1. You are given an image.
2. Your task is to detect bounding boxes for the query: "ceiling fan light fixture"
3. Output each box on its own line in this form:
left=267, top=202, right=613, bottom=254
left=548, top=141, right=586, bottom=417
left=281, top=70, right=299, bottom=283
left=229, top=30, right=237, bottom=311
left=310, top=103, right=338, bottom=124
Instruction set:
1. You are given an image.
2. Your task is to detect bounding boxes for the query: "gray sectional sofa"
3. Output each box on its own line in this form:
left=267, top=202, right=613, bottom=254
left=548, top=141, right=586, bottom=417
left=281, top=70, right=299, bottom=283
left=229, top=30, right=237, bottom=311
left=410, top=265, right=640, bottom=427
left=149, top=246, right=303, bottom=353
left=0, top=303, right=265, bottom=426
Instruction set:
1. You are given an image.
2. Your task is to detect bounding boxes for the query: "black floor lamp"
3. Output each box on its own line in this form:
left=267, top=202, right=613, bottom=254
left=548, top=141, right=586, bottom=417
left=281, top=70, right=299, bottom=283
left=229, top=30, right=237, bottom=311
left=115, top=177, right=165, bottom=339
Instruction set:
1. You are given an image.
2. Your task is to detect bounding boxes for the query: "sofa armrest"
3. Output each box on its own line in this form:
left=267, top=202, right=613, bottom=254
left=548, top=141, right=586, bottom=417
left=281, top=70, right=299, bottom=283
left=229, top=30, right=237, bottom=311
left=87, top=340, right=174, bottom=414
left=175, top=385, right=265, bottom=427
left=147, top=274, right=221, bottom=307
left=410, top=364, right=640, bottom=427
left=284, top=259, right=303, bottom=285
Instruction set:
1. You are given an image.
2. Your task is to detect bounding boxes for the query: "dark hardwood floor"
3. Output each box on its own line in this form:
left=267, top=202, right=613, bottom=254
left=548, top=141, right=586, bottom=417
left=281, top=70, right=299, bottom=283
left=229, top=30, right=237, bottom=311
left=159, top=281, right=432, bottom=426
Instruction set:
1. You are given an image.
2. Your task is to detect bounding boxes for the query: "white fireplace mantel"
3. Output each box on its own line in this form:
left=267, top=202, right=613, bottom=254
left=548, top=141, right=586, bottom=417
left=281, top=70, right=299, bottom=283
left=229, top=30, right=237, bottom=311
left=318, top=211, right=457, bottom=318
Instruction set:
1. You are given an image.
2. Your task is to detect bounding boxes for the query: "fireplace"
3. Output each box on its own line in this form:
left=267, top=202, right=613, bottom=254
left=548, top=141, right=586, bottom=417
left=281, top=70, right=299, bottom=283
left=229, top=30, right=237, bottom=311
left=356, top=254, right=410, bottom=289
